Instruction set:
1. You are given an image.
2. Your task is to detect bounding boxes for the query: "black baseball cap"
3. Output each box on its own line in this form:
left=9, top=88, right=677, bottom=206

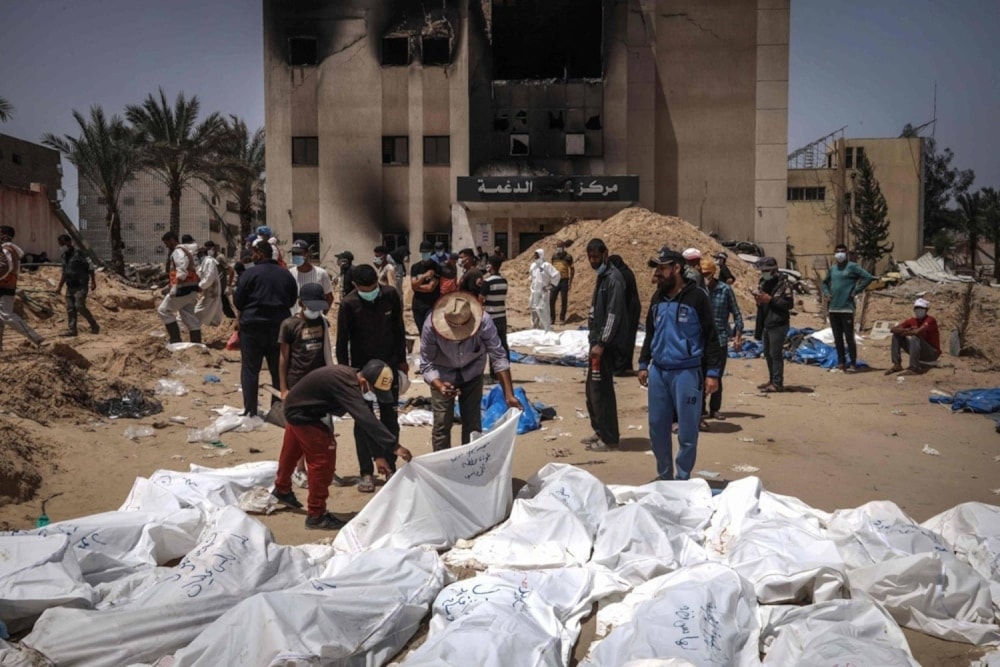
left=360, top=359, right=395, bottom=403
left=290, top=239, right=311, bottom=255
left=336, top=250, right=354, bottom=261
left=298, top=283, right=329, bottom=312
left=647, top=246, right=684, bottom=268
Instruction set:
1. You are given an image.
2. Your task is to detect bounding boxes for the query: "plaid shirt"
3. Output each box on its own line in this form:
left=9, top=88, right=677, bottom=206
left=709, top=280, right=743, bottom=347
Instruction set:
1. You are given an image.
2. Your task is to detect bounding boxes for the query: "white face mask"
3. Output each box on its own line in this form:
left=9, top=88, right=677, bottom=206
left=914, top=308, right=928, bottom=319
left=362, top=391, right=377, bottom=403
left=303, top=308, right=322, bottom=320
left=834, top=252, right=847, bottom=263
left=760, top=270, right=774, bottom=280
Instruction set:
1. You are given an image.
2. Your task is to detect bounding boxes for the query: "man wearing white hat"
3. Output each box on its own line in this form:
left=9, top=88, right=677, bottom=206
left=889, top=297, right=941, bottom=375
left=681, top=248, right=707, bottom=291
left=420, top=292, right=521, bottom=450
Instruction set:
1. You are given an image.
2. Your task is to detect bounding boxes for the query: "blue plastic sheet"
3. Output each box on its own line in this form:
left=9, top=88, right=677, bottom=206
left=946, top=388, right=1000, bottom=413
left=481, top=385, right=541, bottom=434
left=791, top=338, right=868, bottom=369
left=509, top=350, right=587, bottom=368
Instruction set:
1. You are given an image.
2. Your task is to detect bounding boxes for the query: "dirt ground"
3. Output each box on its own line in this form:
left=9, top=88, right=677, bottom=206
left=2, top=237, right=999, bottom=664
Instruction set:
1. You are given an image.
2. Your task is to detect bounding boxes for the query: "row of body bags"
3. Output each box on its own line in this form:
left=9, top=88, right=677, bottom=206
left=2, top=407, right=1000, bottom=665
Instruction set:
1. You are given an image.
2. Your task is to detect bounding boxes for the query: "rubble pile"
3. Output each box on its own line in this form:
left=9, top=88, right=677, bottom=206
left=0, top=421, right=49, bottom=506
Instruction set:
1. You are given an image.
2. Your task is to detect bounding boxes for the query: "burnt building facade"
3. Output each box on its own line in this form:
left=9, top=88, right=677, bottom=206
left=264, top=0, right=789, bottom=262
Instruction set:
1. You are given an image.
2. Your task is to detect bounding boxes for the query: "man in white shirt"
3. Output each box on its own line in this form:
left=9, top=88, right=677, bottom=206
left=158, top=231, right=202, bottom=344
left=194, top=242, right=223, bottom=327
left=288, top=240, right=333, bottom=315
left=529, top=248, right=561, bottom=332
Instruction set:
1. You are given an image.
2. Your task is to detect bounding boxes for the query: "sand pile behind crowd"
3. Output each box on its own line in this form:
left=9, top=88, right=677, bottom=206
left=502, top=207, right=761, bottom=324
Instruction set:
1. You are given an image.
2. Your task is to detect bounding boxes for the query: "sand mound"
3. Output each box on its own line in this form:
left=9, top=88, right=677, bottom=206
left=0, top=420, right=49, bottom=505
left=502, top=207, right=760, bottom=324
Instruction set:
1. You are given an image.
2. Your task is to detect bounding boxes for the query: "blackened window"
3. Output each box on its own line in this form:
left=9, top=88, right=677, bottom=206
left=492, top=0, right=603, bottom=80
left=421, top=37, right=450, bottom=66
left=423, top=136, right=450, bottom=165
left=510, top=134, right=530, bottom=156
left=11, top=153, right=21, bottom=165
left=292, top=136, right=319, bottom=165
left=844, top=147, right=854, bottom=169
left=288, top=37, right=318, bottom=66
left=382, top=36, right=410, bottom=66
left=382, top=136, right=409, bottom=165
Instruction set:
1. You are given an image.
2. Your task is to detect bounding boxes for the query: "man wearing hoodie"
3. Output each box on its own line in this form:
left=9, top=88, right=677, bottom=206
left=821, top=243, right=874, bottom=372
left=158, top=231, right=202, bottom=344
left=638, top=247, right=722, bottom=481
left=529, top=248, right=560, bottom=332
left=0, top=226, right=44, bottom=350
left=754, top=256, right=794, bottom=392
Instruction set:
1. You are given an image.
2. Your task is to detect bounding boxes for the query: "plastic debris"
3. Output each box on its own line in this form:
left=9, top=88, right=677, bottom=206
left=575, top=408, right=587, bottom=419
left=546, top=448, right=571, bottom=458
left=922, top=444, right=941, bottom=456
left=203, top=374, right=221, bottom=384
left=123, top=425, right=155, bottom=440
left=738, top=437, right=756, bottom=443
left=697, top=470, right=722, bottom=479
left=94, top=388, right=163, bottom=419
left=238, top=487, right=279, bottom=515
left=731, top=464, right=760, bottom=473
left=891, top=410, right=906, bottom=416
left=543, top=435, right=558, bottom=441
left=627, top=425, right=644, bottom=430
left=154, top=379, right=188, bottom=396
left=169, top=415, right=189, bottom=424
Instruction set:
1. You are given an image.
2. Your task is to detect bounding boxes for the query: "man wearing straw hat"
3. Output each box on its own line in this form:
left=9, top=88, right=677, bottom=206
left=420, top=291, right=521, bottom=450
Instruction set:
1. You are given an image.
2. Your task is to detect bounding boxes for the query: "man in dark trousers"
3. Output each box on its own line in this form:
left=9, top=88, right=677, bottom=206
left=821, top=243, right=874, bottom=372
left=409, top=240, right=440, bottom=334
left=638, top=247, right=722, bottom=481
left=336, top=250, right=355, bottom=298
left=234, top=240, right=298, bottom=416
left=754, top=256, right=794, bottom=392
left=56, top=234, right=99, bottom=337
left=336, top=264, right=408, bottom=493
left=272, top=360, right=413, bottom=530
left=581, top=238, right=626, bottom=452
left=608, top=254, right=640, bottom=375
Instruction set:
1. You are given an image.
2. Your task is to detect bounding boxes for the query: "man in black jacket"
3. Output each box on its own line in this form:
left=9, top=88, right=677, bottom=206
left=753, top=256, right=794, bottom=392
left=234, top=240, right=298, bottom=416
left=608, top=255, right=640, bottom=375
left=336, top=264, right=408, bottom=493
left=582, top=238, right=626, bottom=452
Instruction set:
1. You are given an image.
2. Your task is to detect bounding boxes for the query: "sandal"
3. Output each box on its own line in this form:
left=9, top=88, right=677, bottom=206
left=761, top=384, right=783, bottom=393
left=358, top=474, right=375, bottom=493
left=699, top=419, right=711, bottom=432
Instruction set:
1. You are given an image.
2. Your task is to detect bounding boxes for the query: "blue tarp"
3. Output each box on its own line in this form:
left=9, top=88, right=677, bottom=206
left=792, top=338, right=868, bottom=370
left=509, top=349, right=587, bottom=368
left=481, top=385, right=542, bottom=434
left=930, top=388, right=1000, bottom=413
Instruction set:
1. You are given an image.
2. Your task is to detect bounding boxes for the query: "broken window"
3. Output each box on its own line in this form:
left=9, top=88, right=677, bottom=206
left=292, top=137, right=319, bottom=165
left=493, top=112, right=510, bottom=131
left=585, top=114, right=602, bottom=130
left=424, top=136, right=450, bottom=165
left=492, top=0, right=603, bottom=80
left=287, top=37, right=318, bottom=66
left=548, top=111, right=565, bottom=130
left=421, top=36, right=450, bottom=66
left=382, top=36, right=410, bottom=66
left=382, top=136, right=409, bottom=165
left=510, top=133, right=530, bottom=156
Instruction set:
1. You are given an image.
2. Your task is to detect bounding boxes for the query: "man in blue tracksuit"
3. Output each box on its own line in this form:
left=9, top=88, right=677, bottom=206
left=638, top=247, right=724, bottom=480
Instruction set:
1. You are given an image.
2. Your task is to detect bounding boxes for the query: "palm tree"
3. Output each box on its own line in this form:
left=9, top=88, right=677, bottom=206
left=0, top=95, right=12, bottom=122
left=208, top=116, right=265, bottom=239
left=956, top=191, right=984, bottom=275
left=42, top=106, right=138, bottom=275
left=125, top=88, right=225, bottom=237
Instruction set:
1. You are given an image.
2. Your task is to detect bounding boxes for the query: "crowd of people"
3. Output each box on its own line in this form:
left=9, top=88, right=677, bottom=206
left=0, top=221, right=948, bottom=529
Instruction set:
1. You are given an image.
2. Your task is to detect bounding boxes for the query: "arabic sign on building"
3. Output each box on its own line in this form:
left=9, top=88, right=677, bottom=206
left=457, top=176, right=639, bottom=203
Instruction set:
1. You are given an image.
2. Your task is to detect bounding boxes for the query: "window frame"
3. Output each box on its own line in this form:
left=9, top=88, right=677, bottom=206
left=292, top=136, right=319, bottom=166
left=382, top=136, right=410, bottom=166
left=423, top=136, right=450, bottom=166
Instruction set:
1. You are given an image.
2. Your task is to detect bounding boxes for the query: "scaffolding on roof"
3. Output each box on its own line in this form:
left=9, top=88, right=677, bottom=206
left=787, top=126, right=846, bottom=170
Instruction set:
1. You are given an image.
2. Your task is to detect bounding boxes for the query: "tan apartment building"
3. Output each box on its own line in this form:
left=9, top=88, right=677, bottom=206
left=263, top=0, right=789, bottom=263
left=78, top=172, right=241, bottom=265
left=786, top=134, right=924, bottom=276
left=0, top=133, right=66, bottom=259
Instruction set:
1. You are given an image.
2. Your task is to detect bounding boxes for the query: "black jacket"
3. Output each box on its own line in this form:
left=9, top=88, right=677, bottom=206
left=336, top=285, right=406, bottom=369
left=589, top=264, right=626, bottom=351
left=754, top=274, right=794, bottom=338
left=234, top=259, right=298, bottom=325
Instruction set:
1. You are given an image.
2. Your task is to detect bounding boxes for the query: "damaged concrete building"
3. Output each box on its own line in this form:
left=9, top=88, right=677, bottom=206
left=263, top=0, right=789, bottom=262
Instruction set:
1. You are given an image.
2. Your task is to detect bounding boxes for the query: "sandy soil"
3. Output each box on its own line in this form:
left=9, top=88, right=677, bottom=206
left=2, top=244, right=999, bottom=664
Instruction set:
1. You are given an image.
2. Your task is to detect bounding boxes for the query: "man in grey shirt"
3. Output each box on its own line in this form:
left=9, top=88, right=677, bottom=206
left=420, top=292, right=520, bottom=450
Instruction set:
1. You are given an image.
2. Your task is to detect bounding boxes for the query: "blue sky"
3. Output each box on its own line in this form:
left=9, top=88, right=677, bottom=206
left=1, top=0, right=997, bottom=224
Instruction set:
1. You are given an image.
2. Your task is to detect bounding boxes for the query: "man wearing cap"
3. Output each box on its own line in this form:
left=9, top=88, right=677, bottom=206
left=289, top=240, right=333, bottom=315
left=420, top=292, right=520, bottom=450
left=821, top=243, right=874, bottom=373
left=336, top=264, right=407, bottom=491
left=431, top=241, right=449, bottom=265
left=581, top=238, right=627, bottom=451
left=681, top=248, right=707, bottom=291
left=753, top=256, right=794, bottom=392
left=273, top=360, right=414, bottom=530
left=713, top=251, right=736, bottom=286
left=701, top=256, right=742, bottom=421
left=234, top=240, right=298, bottom=416
left=256, top=225, right=285, bottom=268
left=549, top=240, right=575, bottom=325
left=335, top=251, right=356, bottom=298
left=638, top=248, right=723, bottom=481
left=410, top=241, right=441, bottom=334
left=529, top=249, right=560, bottom=332
left=889, top=298, right=941, bottom=375
left=158, top=230, right=202, bottom=344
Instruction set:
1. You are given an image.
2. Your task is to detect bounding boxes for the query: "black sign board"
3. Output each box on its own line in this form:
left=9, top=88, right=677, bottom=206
left=457, top=176, right=639, bottom=203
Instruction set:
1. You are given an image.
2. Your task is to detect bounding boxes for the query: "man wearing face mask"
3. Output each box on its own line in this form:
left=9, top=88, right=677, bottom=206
left=288, top=240, right=333, bottom=315
left=529, top=249, right=560, bottom=332
left=336, top=264, right=407, bottom=493
left=373, top=245, right=398, bottom=288
left=639, top=248, right=722, bottom=480
left=410, top=240, right=440, bottom=334
left=889, top=298, right=940, bottom=375
left=273, top=360, right=414, bottom=530
left=753, top=256, right=794, bottom=392
left=234, top=240, right=298, bottom=416
left=582, top=238, right=626, bottom=452
left=821, top=243, right=874, bottom=372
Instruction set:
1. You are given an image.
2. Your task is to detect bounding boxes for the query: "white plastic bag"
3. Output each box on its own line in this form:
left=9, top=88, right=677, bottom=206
left=154, top=379, right=187, bottom=396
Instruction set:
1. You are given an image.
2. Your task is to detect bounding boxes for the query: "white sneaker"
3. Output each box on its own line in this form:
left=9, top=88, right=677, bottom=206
left=292, top=469, right=309, bottom=489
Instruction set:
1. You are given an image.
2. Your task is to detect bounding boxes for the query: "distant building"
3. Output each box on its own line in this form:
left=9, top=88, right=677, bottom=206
left=0, top=133, right=63, bottom=199
left=786, top=133, right=924, bottom=275
left=78, top=172, right=242, bottom=264
left=0, top=134, right=66, bottom=259
left=263, top=0, right=790, bottom=263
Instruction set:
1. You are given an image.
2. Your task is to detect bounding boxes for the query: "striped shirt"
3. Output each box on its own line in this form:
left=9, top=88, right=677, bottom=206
left=709, top=280, right=743, bottom=347
left=480, top=274, right=508, bottom=320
